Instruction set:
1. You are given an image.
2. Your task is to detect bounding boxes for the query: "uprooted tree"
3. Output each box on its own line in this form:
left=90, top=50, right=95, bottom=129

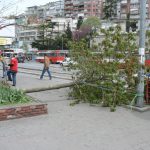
left=69, top=25, right=139, bottom=111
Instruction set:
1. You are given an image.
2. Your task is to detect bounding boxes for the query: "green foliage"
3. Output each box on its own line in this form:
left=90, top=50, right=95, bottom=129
left=32, top=20, right=56, bottom=50
left=0, top=81, right=31, bottom=105
left=77, top=16, right=100, bottom=48
left=69, top=26, right=139, bottom=111
left=65, top=23, right=72, bottom=40
left=130, top=20, right=137, bottom=32
left=103, top=0, right=119, bottom=19
left=32, top=20, right=72, bottom=50
left=77, top=16, right=83, bottom=30
left=81, top=16, right=101, bottom=29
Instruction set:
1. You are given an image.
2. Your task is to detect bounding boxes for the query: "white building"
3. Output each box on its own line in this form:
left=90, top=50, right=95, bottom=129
left=51, top=17, right=77, bottom=33
left=15, top=1, right=64, bottom=50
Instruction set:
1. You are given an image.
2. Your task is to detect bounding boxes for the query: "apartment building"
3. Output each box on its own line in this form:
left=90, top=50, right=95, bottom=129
left=118, top=0, right=150, bottom=20
left=64, top=0, right=74, bottom=17
left=50, top=17, right=77, bottom=34
left=26, top=1, right=64, bottom=23
left=15, top=14, right=39, bottom=50
left=73, top=0, right=85, bottom=18
left=15, top=1, right=64, bottom=50
left=84, top=0, right=103, bottom=18
left=41, top=0, right=64, bottom=19
left=64, top=0, right=103, bottom=18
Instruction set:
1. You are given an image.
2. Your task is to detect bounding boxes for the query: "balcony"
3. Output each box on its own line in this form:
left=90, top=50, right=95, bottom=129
left=65, top=2, right=72, bottom=5
left=130, top=8, right=139, bottom=15
left=121, top=0, right=127, bottom=5
left=130, top=14, right=140, bottom=19
left=73, top=1, right=79, bottom=5
left=120, top=14, right=127, bottom=19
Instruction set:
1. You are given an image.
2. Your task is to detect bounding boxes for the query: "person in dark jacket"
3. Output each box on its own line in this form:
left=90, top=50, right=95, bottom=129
left=7, top=54, right=18, bottom=86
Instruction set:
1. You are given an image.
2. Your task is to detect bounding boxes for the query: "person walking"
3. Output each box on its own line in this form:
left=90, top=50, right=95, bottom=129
left=0, top=55, right=8, bottom=78
left=7, top=54, right=18, bottom=86
left=40, top=54, right=52, bottom=80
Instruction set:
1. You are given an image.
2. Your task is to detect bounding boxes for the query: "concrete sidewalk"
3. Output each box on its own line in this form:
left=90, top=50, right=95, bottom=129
left=0, top=88, right=150, bottom=150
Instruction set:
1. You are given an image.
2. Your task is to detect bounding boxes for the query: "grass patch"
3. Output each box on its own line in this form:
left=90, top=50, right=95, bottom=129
left=0, top=81, right=32, bottom=106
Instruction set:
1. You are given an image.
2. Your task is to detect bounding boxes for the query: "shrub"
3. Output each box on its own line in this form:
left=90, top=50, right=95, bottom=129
left=0, top=81, right=31, bottom=105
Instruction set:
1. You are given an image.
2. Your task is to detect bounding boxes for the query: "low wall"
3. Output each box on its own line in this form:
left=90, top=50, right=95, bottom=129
left=0, top=103, right=48, bottom=121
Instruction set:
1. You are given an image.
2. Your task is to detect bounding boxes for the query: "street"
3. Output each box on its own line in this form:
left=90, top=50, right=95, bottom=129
left=0, top=61, right=74, bottom=92
left=18, top=61, right=73, bottom=79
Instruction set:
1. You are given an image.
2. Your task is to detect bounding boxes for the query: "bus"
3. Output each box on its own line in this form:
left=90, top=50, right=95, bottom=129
left=1, top=49, right=14, bottom=57
left=35, top=50, right=68, bottom=64
left=1, top=49, right=25, bottom=63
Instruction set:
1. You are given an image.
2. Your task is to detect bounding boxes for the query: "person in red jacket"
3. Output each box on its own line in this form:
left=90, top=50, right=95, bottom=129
left=7, top=54, right=18, bottom=86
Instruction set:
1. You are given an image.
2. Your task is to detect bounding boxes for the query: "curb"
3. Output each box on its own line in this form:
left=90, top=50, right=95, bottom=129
left=88, top=103, right=150, bottom=112
left=22, top=82, right=74, bottom=93
left=0, top=102, right=48, bottom=121
left=122, top=105, right=150, bottom=112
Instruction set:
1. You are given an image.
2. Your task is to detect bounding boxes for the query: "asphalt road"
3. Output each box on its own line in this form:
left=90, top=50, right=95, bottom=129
left=0, top=61, right=74, bottom=80
left=0, top=61, right=74, bottom=92
left=18, top=61, right=73, bottom=75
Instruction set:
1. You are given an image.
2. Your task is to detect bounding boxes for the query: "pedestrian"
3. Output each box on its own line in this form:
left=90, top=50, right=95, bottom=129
left=7, top=54, right=18, bottom=86
left=40, top=54, right=52, bottom=80
left=0, top=55, right=8, bottom=78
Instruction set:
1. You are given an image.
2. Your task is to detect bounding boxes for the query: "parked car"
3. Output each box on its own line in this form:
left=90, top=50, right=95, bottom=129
left=60, top=57, right=77, bottom=67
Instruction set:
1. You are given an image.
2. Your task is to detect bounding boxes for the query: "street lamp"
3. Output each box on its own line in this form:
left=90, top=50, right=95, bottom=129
left=136, top=0, right=147, bottom=107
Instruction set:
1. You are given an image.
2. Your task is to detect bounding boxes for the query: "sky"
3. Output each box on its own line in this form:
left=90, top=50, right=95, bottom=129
left=0, top=0, right=56, bottom=37
left=0, top=0, right=57, bottom=16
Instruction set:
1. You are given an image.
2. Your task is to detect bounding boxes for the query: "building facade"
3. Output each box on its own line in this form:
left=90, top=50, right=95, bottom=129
left=118, top=0, right=150, bottom=20
left=64, top=0, right=103, bottom=18
left=15, top=14, right=38, bottom=50
left=84, top=0, right=103, bottom=18
left=15, top=1, right=64, bottom=50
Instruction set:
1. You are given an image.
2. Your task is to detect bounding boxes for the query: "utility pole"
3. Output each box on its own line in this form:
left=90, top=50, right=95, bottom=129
left=126, top=0, right=130, bottom=32
left=62, top=36, right=63, bottom=50
left=136, top=0, right=147, bottom=107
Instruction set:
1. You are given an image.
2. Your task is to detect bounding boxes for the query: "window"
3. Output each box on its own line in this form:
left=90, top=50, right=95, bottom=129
left=58, top=53, right=65, bottom=56
left=50, top=53, right=57, bottom=57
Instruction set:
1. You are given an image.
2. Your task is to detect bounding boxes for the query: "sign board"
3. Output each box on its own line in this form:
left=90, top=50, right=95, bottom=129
left=139, top=48, right=145, bottom=55
left=0, top=37, right=12, bottom=45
